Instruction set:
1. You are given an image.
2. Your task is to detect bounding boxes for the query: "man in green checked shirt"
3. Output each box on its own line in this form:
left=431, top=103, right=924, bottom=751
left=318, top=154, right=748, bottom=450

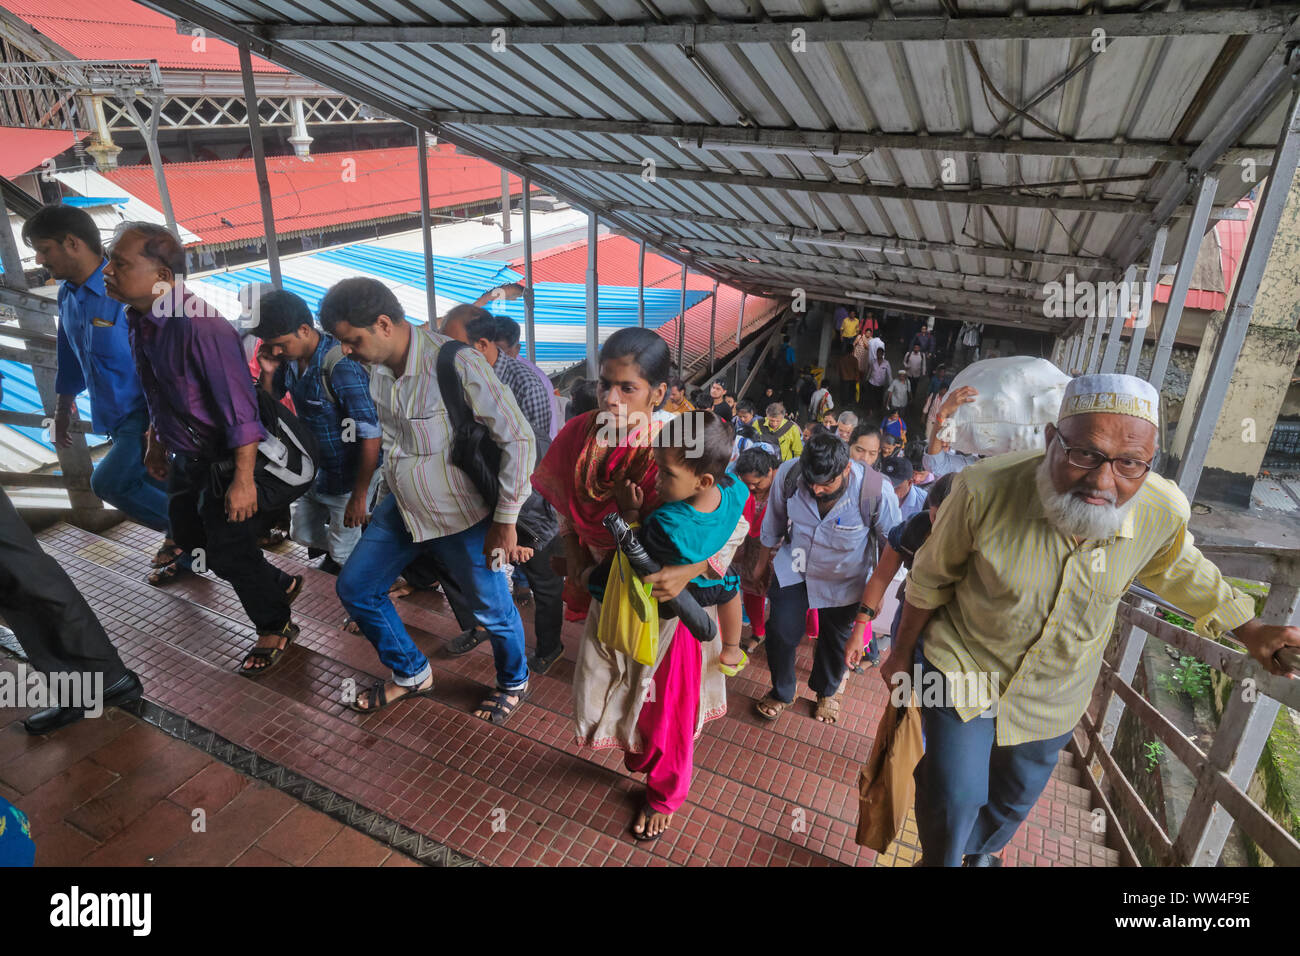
left=881, top=373, right=1300, bottom=867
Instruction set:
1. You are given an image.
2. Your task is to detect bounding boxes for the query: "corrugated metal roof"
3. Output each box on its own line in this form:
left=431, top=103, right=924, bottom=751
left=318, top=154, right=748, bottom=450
left=135, top=0, right=1298, bottom=337
left=6, top=0, right=284, bottom=72
left=0, top=127, right=89, bottom=179
left=99, top=145, right=527, bottom=248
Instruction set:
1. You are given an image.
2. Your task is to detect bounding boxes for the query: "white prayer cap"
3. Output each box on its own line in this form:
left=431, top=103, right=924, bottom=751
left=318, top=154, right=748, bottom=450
left=1059, top=373, right=1159, bottom=428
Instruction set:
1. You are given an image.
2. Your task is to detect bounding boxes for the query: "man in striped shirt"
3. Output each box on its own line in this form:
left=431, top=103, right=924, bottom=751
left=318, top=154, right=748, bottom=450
left=893, top=373, right=1300, bottom=866
left=321, top=278, right=537, bottom=724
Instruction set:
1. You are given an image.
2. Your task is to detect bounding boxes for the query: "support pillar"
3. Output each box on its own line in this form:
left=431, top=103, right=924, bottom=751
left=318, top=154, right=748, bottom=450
left=239, top=42, right=279, bottom=287
left=415, top=127, right=436, bottom=321
left=287, top=96, right=313, bottom=158
left=586, top=211, right=599, bottom=378
left=1126, top=227, right=1168, bottom=376
left=1148, top=173, right=1219, bottom=388
left=522, top=177, right=536, bottom=363
left=817, top=305, right=833, bottom=373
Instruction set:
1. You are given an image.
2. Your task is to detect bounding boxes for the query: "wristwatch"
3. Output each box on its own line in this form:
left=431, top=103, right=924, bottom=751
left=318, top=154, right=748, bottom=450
left=858, top=603, right=878, bottom=620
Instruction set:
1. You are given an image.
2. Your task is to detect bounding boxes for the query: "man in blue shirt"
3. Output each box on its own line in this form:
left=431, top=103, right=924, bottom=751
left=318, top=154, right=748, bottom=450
left=250, top=290, right=383, bottom=573
left=22, top=204, right=188, bottom=584
left=753, top=433, right=901, bottom=725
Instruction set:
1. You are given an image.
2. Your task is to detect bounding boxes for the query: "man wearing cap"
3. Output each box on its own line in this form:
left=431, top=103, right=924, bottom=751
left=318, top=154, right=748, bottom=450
left=888, top=373, right=1300, bottom=867
left=251, top=289, right=383, bottom=574
left=881, top=456, right=928, bottom=520
left=754, top=433, right=901, bottom=725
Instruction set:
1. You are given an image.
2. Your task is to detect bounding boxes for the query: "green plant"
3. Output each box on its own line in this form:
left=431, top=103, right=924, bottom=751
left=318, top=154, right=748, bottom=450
left=1156, top=655, right=1213, bottom=699
left=1144, top=740, right=1165, bottom=774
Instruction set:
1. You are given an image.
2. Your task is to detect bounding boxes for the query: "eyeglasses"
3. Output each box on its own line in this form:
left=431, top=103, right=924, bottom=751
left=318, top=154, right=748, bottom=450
left=1054, top=433, right=1153, bottom=479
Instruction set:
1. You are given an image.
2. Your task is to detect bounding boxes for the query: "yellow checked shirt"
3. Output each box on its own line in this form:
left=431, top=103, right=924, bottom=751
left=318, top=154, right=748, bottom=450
left=906, top=449, right=1256, bottom=745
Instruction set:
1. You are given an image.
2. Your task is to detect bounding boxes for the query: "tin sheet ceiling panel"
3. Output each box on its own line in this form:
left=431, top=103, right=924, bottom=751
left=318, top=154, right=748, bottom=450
left=139, top=0, right=1298, bottom=331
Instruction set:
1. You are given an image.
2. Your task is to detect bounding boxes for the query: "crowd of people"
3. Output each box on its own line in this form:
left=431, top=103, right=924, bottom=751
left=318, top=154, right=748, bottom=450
left=4, top=204, right=1298, bottom=866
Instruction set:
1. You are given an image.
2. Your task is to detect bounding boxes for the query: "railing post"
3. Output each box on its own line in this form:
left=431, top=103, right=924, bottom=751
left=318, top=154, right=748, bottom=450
left=637, top=239, right=646, bottom=329
left=1173, top=580, right=1298, bottom=865
left=1091, top=600, right=1154, bottom=762
left=1086, top=294, right=1107, bottom=373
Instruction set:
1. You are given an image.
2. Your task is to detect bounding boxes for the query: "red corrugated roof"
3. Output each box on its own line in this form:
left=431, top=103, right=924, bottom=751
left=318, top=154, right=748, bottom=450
left=101, top=145, right=524, bottom=247
left=6, top=0, right=283, bottom=72
left=1150, top=198, right=1252, bottom=313
left=0, top=126, right=88, bottom=178
left=515, top=234, right=783, bottom=378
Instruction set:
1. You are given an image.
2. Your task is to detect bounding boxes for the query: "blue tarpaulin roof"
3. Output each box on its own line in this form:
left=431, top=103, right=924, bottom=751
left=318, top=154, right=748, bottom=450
left=191, top=243, right=710, bottom=367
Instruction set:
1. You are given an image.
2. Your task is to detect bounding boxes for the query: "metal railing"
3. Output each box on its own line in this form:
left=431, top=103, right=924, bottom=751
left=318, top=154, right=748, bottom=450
left=1077, top=545, right=1300, bottom=866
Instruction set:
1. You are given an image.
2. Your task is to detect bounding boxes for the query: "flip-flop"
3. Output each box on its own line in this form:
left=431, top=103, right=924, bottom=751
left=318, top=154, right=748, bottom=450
left=151, top=541, right=183, bottom=568
left=718, top=648, right=749, bottom=677
left=630, top=803, right=670, bottom=843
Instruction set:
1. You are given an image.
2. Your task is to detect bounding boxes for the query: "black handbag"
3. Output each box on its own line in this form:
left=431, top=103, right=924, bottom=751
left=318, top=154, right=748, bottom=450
left=209, top=389, right=319, bottom=513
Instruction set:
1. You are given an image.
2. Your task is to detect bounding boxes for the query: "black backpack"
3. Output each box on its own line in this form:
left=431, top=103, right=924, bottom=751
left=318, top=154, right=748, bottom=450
left=435, top=340, right=503, bottom=508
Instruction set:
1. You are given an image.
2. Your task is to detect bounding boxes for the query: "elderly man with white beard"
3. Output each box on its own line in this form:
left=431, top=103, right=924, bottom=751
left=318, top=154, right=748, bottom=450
left=884, top=373, right=1300, bottom=867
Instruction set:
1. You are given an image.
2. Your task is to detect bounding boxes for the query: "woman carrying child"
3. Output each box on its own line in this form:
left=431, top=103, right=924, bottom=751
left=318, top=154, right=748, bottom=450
left=532, top=331, right=747, bottom=843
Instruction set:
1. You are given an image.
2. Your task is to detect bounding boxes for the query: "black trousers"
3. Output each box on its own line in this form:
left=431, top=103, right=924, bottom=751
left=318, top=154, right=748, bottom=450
left=0, top=487, right=129, bottom=685
left=765, top=580, right=857, bottom=701
left=168, top=454, right=293, bottom=633
left=403, top=534, right=564, bottom=656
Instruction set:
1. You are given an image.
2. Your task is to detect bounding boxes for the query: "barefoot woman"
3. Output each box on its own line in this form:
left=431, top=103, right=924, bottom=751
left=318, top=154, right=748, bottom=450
left=533, top=329, right=743, bottom=842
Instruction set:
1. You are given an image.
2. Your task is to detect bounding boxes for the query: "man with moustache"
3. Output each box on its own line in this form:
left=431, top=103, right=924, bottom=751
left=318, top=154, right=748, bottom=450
left=890, top=374, right=1300, bottom=867
left=753, top=433, right=901, bottom=725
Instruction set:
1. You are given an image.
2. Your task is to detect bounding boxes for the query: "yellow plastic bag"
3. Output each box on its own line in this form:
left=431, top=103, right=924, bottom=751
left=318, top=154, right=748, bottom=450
left=596, top=550, right=659, bottom=666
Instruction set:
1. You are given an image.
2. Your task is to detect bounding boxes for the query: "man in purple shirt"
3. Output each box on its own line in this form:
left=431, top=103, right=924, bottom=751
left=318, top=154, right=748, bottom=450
left=104, top=223, right=305, bottom=675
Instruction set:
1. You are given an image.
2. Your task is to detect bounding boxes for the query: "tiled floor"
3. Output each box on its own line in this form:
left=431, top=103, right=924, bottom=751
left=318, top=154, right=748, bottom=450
left=0, top=677, right=412, bottom=867
left=3, top=519, right=1120, bottom=867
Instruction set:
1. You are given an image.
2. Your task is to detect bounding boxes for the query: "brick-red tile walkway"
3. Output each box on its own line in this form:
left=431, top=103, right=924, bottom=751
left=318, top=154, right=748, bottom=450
left=5, top=519, right=1120, bottom=867
left=0, top=665, right=412, bottom=867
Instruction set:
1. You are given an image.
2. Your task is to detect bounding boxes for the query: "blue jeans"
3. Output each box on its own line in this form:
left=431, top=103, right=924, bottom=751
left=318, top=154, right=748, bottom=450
left=94, top=411, right=192, bottom=572
left=336, top=495, right=528, bottom=691
left=912, top=659, right=1071, bottom=866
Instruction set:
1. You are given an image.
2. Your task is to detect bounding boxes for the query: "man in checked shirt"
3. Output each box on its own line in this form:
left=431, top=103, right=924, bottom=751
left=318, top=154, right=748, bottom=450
left=321, top=278, right=537, bottom=724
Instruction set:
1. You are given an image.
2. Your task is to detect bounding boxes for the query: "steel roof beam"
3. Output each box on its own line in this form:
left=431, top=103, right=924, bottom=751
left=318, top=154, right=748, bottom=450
left=514, top=152, right=1156, bottom=215
left=694, top=250, right=1050, bottom=295
left=428, top=111, right=1190, bottom=162
left=259, top=9, right=1300, bottom=44
left=607, top=202, right=1115, bottom=269
left=709, top=260, right=1052, bottom=317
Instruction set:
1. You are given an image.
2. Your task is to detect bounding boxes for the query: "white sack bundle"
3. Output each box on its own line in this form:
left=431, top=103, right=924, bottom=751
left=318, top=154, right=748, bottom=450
left=937, top=356, right=1071, bottom=456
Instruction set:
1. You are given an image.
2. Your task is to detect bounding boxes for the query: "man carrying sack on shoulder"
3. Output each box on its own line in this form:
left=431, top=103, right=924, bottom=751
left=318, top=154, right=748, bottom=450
left=882, top=373, right=1300, bottom=867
